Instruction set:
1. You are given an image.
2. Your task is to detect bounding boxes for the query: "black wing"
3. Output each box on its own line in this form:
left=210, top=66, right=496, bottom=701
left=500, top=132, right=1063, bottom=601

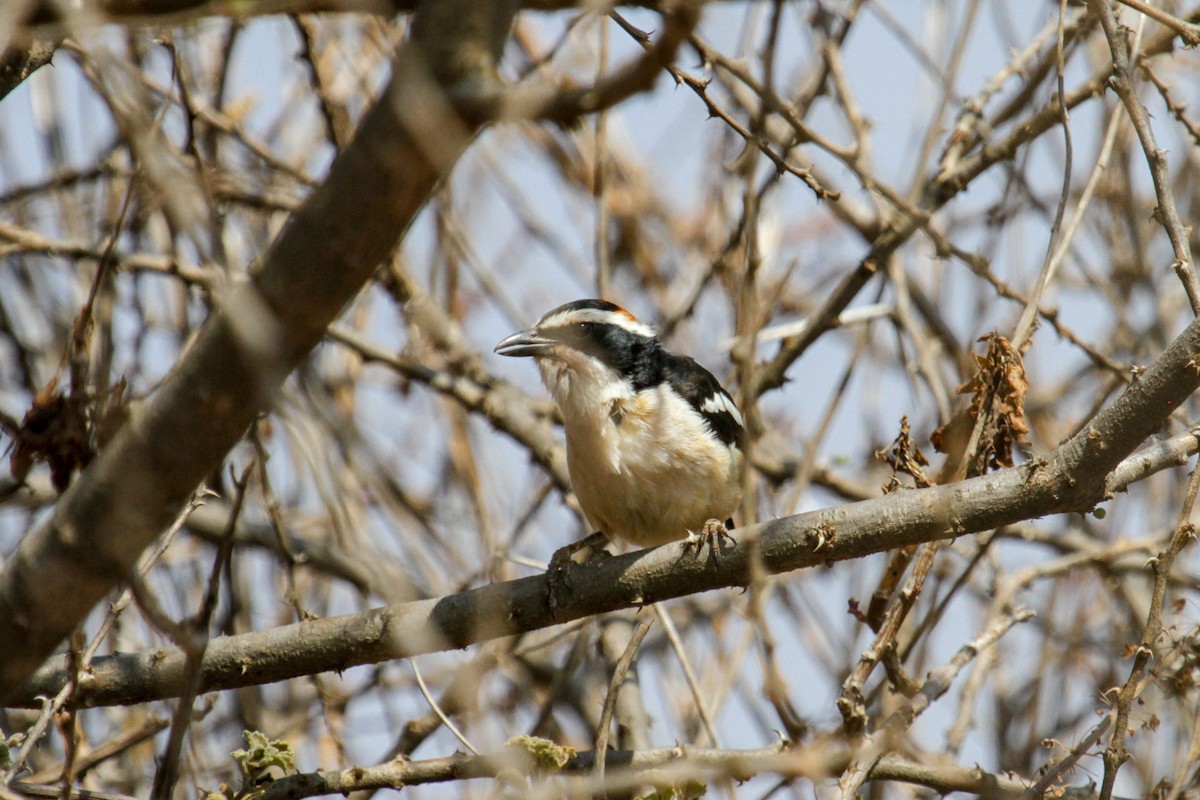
left=661, top=352, right=745, bottom=449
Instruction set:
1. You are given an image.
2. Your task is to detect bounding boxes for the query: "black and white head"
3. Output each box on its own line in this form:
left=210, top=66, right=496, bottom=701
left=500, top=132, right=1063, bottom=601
left=495, top=299, right=744, bottom=449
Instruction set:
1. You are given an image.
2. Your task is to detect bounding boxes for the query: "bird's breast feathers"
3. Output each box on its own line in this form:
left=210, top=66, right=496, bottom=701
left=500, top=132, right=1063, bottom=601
left=555, top=377, right=743, bottom=546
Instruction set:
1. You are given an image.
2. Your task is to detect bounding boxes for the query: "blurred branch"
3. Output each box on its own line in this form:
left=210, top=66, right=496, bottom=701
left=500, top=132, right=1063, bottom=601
left=3, top=0, right=682, bottom=107
left=186, top=500, right=416, bottom=597
left=1114, top=0, right=1200, bottom=45
left=1098, top=440, right=1200, bottom=799
left=0, top=0, right=523, bottom=702
left=421, top=0, right=700, bottom=128
left=9, top=783, right=138, bottom=800
left=246, top=738, right=1114, bottom=799
left=327, top=322, right=570, bottom=491
left=20, top=713, right=168, bottom=784
left=0, top=479, right=417, bottom=597
left=0, top=40, right=56, bottom=102
left=16, top=0, right=662, bottom=34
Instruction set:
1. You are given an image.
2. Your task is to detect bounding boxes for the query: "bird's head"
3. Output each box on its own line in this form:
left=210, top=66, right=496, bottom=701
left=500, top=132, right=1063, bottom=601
left=494, top=300, right=662, bottom=384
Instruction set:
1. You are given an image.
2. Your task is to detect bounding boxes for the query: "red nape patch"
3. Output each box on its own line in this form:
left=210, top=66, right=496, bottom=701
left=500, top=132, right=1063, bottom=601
left=613, top=305, right=638, bottom=322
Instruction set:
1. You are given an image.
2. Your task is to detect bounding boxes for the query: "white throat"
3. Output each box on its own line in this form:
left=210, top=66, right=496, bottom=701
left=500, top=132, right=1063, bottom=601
left=537, top=353, right=633, bottom=427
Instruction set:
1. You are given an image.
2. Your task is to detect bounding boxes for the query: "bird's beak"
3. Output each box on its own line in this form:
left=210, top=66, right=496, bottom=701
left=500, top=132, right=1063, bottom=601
left=494, top=327, right=555, bottom=358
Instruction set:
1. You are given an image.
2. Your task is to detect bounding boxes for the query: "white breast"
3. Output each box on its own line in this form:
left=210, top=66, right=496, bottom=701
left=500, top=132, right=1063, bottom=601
left=538, top=355, right=744, bottom=547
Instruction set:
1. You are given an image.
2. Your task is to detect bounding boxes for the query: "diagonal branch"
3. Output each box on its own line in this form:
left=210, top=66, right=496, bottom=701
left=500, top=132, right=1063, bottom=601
left=0, top=0, right=523, bottom=703
left=497, top=0, right=701, bottom=126
left=8, top=311, right=1200, bottom=708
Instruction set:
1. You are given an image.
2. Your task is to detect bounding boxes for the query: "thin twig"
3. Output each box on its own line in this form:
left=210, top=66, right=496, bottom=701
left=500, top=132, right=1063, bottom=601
left=1114, top=0, right=1200, bottom=45
left=1090, top=0, right=1200, bottom=315
left=652, top=603, right=721, bottom=747
left=1098, top=459, right=1200, bottom=800
left=410, top=660, right=479, bottom=755
left=594, top=616, right=653, bottom=791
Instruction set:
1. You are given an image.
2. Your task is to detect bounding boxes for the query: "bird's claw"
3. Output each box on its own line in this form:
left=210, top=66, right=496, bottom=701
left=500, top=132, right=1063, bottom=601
left=682, top=518, right=736, bottom=565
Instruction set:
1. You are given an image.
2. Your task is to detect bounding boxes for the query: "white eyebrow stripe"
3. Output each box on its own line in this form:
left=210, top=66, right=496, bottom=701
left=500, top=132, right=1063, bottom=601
left=540, top=307, right=656, bottom=338
left=701, top=392, right=744, bottom=427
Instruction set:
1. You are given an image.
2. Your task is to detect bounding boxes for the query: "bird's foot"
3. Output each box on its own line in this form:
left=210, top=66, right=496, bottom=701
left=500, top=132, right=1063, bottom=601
left=546, top=531, right=611, bottom=618
left=683, top=518, right=736, bottom=565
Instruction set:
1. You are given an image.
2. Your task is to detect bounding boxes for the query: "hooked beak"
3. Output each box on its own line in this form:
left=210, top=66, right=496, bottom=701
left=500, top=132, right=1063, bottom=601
left=494, top=327, right=556, bottom=358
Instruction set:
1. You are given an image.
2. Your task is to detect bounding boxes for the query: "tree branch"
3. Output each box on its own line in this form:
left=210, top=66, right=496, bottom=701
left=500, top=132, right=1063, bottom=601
left=16, top=0, right=659, bottom=33
left=749, top=10, right=1200, bottom=396
left=0, top=40, right=56, bottom=102
left=0, top=0, right=522, bottom=702
left=246, top=739, right=1102, bottom=800
left=8, top=309, right=1200, bottom=707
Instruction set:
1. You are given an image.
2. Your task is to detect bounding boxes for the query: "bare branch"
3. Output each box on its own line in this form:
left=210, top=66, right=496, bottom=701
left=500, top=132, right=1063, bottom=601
left=10, top=310, right=1200, bottom=707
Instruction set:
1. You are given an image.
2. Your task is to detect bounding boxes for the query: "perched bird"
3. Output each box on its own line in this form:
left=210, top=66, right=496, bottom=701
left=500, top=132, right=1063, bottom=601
left=495, top=299, right=745, bottom=551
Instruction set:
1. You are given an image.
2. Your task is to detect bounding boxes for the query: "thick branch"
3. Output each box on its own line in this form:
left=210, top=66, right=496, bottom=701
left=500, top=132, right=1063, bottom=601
left=0, top=0, right=521, bottom=702
left=18, top=0, right=657, bottom=31
left=9, top=311, right=1200, bottom=708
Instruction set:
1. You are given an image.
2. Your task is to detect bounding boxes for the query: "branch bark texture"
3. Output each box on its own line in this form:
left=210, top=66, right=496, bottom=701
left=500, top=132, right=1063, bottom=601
left=10, top=312, right=1200, bottom=708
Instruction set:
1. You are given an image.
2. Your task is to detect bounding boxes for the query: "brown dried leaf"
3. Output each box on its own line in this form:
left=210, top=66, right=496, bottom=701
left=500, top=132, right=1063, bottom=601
left=933, top=332, right=1031, bottom=475
left=9, top=377, right=133, bottom=493
left=10, top=379, right=92, bottom=492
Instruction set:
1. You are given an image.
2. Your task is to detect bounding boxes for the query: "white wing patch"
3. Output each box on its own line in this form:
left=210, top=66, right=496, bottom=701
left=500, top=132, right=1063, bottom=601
left=701, top=392, right=744, bottom=427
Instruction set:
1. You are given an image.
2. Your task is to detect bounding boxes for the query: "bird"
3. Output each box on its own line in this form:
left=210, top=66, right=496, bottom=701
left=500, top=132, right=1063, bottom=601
left=495, top=299, right=745, bottom=555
